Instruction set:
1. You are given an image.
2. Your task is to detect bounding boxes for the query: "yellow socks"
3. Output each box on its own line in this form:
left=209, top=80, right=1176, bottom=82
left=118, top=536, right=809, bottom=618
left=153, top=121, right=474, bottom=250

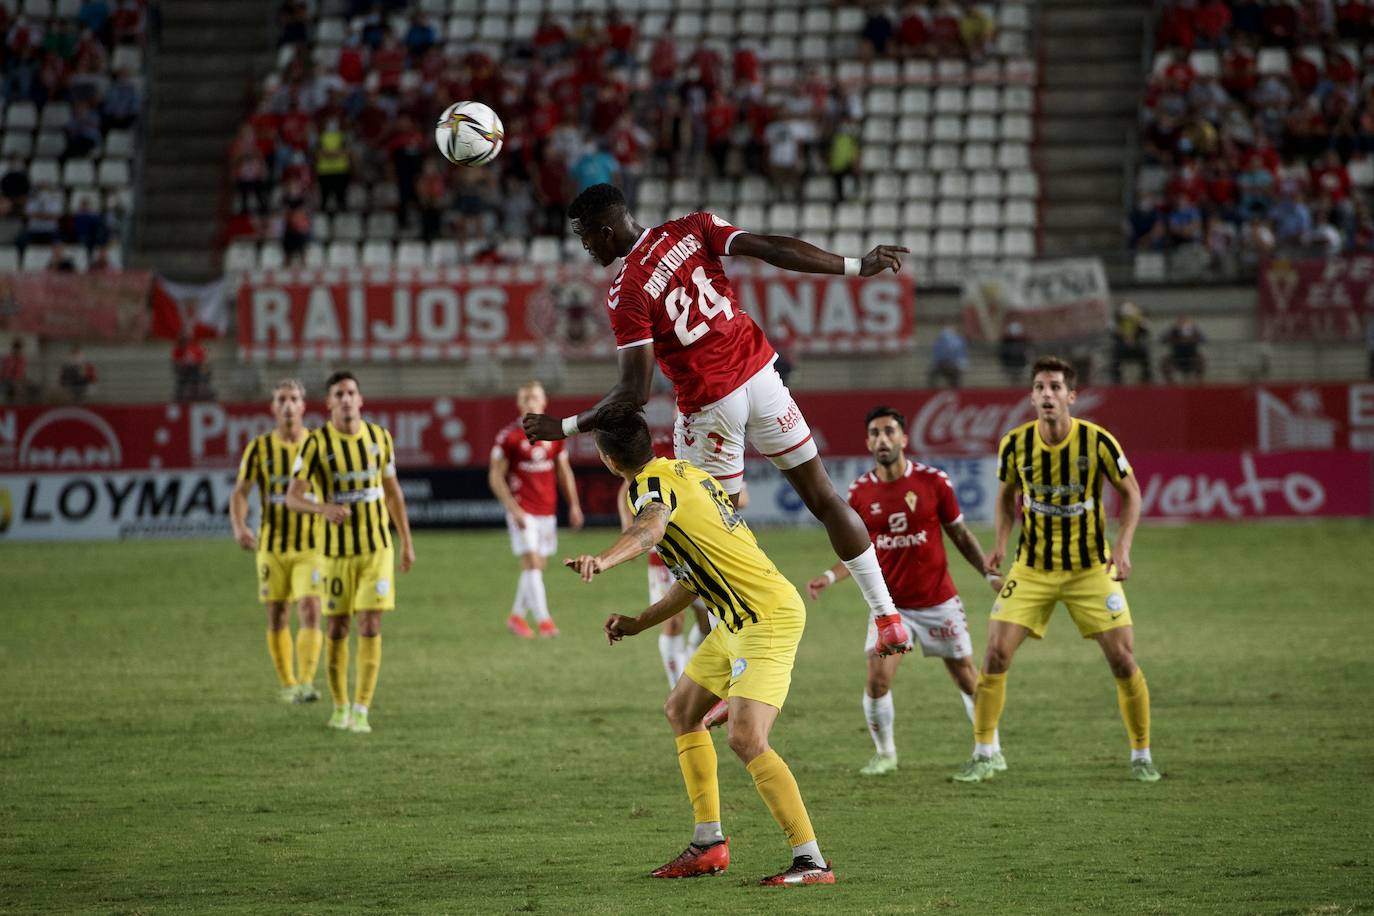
left=355, top=635, right=382, bottom=709
left=746, top=749, right=815, bottom=848
left=296, top=627, right=323, bottom=685
left=674, top=731, right=721, bottom=825
left=1115, top=668, right=1151, bottom=750
left=973, top=671, right=1007, bottom=745
left=327, top=636, right=349, bottom=707
left=266, top=627, right=296, bottom=688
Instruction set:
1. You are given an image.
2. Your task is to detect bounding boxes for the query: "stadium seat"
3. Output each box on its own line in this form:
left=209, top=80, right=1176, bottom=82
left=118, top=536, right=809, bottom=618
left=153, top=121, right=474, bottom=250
left=902, top=59, right=935, bottom=86
left=970, top=200, right=1001, bottom=228
left=1001, top=114, right=1033, bottom=142
left=104, top=130, right=136, bottom=158
left=967, top=115, right=997, bottom=142
left=6, top=102, right=37, bottom=131
left=929, top=145, right=961, bottom=171
left=832, top=231, right=863, bottom=255
left=21, top=245, right=52, bottom=272
left=868, top=201, right=900, bottom=230
left=365, top=211, right=397, bottom=239
left=22, top=0, right=52, bottom=18
left=1001, top=229, right=1035, bottom=258
left=901, top=200, right=934, bottom=227
left=529, top=237, right=561, bottom=264
left=865, top=117, right=898, bottom=144
left=867, top=88, right=897, bottom=117
left=326, top=241, right=357, bottom=267
left=936, top=200, right=968, bottom=229
left=971, top=171, right=1003, bottom=198
left=258, top=243, right=285, bottom=270
left=900, top=229, right=933, bottom=258
left=395, top=240, right=426, bottom=267
left=835, top=203, right=866, bottom=232
left=934, top=230, right=965, bottom=258
left=429, top=239, right=459, bottom=266
left=802, top=176, right=832, bottom=201
left=35, top=132, right=63, bottom=158
left=0, top=132, right=32, bottom=158
left=898, top=87, right=932, bottom=116
left=302, top=243, right=325, bottom=268
left=311, top=213, right=332, bottom=241
left=903, top=173, right=936, bottom=199
left=870, top=174, right=902, bottom=200
left=63, top=159, right=96, bottom=188
left=111, top=46, right=142, bottom=73
left=968, top=230, right=999, bottom=259
left=637, top=180, right=667, bottom=208
left=55, top=0, right=81, bottom=15
left=734, top=203, right=766, bottom=230
left=361, top=241, right=392, bottom=267
left=801, top=202, right=832, bottom=234
left=332, top=212, right=364, bottom=240
left=1007, top=169, right=1039, bottom=198
left=963, top=144, right=995, bottom=170
left=1257, top=48, right=1288, bottom=75
left=1004, top=200, right=1037, bottom=228
left=96, top=159, right=131, bottom=188
left=934, top=87, right=966, bottom=114
left=997, top=143, right=1030, bottom=169
left=0, top=247, right=19, bottom=272
left=938, top=171, right=970, bottom=199
left=1002, top=86, right=1033, bottom=113
left=766, top=202, right=799, bottom=234
left=932, top=115, right=963, bottom=143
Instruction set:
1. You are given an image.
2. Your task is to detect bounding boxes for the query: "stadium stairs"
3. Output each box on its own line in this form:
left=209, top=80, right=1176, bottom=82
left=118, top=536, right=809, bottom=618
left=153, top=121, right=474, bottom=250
left=131, top=0, right=275, bottom=281
left=1038, top=0, right=1150, bottom=274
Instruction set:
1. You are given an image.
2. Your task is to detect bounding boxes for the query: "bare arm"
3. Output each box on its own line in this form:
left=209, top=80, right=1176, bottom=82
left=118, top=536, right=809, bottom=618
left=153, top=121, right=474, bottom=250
left=556, top=452, right=584, bottom=530
left=987, top=477, right=1021, bottom=575
left=615, top=480, right=633, bottom=531
left=382, top=474, right=415, bottom=573
left=604, top=581, right=698, bottom=644
left=286, top=477, right=350, bottom=524
left=486, top=452, right=525, bottom=521
left=730, top=232, right=908, bottom=277
left=1105, top=471, right=1142, bottom=581
left=564, top=501, right=669, bottom=581
left=806, top=561, right=851, bottom=600
left=230, top=478, right=256, bottom=550
left=944, top=518, right=1003, bottom=591
left=523, top=345, right=656, bottom=442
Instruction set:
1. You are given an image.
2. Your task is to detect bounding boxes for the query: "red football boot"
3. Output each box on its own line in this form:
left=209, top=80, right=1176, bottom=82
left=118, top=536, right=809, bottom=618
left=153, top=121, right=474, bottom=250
left=759, top=855, right=835, bottom=886
left=702, top=699, right=729, bottom=729
left=649, top=838, right=730, bottom=878
left=537, top=619, right=560, bottom=638
left=507, top=615, right=534, bottom=638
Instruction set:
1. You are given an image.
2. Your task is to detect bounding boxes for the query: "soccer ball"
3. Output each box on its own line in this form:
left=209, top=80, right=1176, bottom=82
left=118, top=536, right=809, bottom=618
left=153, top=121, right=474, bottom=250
left=434, top=101, right=504, bottom=167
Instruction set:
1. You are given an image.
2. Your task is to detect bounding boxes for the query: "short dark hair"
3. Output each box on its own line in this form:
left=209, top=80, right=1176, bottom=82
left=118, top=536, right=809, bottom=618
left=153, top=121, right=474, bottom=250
left=865, top=405, right=906, bottom=432
left=589, top=401, right=655, bottom=469
left=1031, top=355, right=1076, bottom=389
left=568, top=183, right=627, bottom=229
left=325, top=370, right=358, bottom=392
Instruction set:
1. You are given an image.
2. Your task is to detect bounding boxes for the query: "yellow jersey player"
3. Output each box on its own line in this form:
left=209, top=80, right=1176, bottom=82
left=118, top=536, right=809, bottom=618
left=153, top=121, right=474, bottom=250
left=953, top=356, right=1159, bottom=784
left=286, top=371, right=415, bottom=734
left=230, top=378, right=324, bottom=704
left=565, top=403, right=834, bottom=887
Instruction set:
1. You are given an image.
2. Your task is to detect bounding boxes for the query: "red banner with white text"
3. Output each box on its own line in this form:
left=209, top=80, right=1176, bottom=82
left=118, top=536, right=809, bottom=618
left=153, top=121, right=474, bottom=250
left=1258, top=256, right=1374, bottom=339
left=234, top=264, right=915, bottom=361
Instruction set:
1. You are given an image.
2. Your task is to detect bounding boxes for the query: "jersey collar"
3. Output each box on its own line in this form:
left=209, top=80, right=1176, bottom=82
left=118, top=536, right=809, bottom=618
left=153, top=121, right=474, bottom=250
left=625, top=226, right=651, bottom=257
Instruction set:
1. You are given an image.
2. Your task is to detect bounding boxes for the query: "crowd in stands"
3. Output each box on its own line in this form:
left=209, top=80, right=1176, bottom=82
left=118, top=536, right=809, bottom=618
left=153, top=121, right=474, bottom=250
left=0, top=0, right=149, bottom=270
left=1130, top=0, right=1374, bottom=269
left=228, top=0, right=1004, bottom=264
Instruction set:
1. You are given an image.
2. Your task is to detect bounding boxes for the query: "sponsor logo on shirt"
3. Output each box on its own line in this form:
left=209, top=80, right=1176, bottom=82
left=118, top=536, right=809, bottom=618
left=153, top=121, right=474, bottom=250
left=875, top=530, right=929, bottom=550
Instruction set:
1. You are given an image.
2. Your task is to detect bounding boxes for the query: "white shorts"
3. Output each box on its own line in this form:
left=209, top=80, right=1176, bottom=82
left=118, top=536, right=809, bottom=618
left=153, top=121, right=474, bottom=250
left=863, top=596, right=973, bottom=660
left=673, top=360, right=817, bottom=495
left=648, top=560, right=675, bottom=604
left=506, top=513, right=557, bottom=557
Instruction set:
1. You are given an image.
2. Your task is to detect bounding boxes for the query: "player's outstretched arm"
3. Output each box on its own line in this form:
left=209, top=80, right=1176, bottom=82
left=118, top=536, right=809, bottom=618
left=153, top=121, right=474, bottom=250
left=564, top=500, right=669, bottom=581
left=1105, top=472, right=1142, bottom=581
left=730, top=232, right=909, bottom=278
left=986, top=478, right=1020, bottom=574
left=806, top=563, right=850, bottom=600
left=605, top=582, right=697, bottom=644
left=944, top=518, right=1003, bottom=592
left=523, top=345, right=655, bottom=442
left=229, top=478, right=257, bottom=551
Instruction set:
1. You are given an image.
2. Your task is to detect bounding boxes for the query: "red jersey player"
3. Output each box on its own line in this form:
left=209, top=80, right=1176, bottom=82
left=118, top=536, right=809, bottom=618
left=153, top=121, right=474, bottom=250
left=806, top=406, right=1004, bottom=777
left=522, top=182, right=916, bottom=657
left=489, top=381, right=584, bottom=638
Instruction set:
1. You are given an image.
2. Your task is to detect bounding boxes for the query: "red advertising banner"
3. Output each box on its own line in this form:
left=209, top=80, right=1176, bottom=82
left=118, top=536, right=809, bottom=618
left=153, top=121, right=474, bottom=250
left=1258, top=256, right=1374, bottom=339
left=0, top=270, right=152, bottom=341
left=1122, top=451, right=1373, bottom=520
left=234, top=264, right=915, bottom=361
left=2, top=383, right=1372, bottom=475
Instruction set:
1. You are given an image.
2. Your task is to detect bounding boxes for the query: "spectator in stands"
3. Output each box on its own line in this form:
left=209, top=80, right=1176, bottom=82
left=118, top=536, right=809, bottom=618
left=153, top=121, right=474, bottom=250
left=1, top=339, right=30, bottom=404
left=79, top=0, right=111, bottom=40
left=102, top=68, right=141, bottom=130
left=44, top=18, right=79, bottom=61
left=110, top=0, right=145, bottom=45
left=703, top=89, right=737, bottom=178
left=571, top=140, right=620, bottom=193
left=765, top=115, right=805, bottom=201
left=1196, top=0, right=1234, bottom=48
left=1111, top=301, right=1153, bottom=384
left=280, top=174, right=312, bottom=264
left=928, top=324, right=969, bottom=388
left=64, top=101, right=103, bottom=158
left=500, top=173, right=536, bottom=240
left=231, top=124, right=270, bottom=216
left=1366, top=314, right=1374, bottom=379
left=68, top=192, right=108, bottom=250
left=314, top=121, right=352, bottom=215
left=416, top=159, right=449, bottom=245
left=1161, top=315, right=1207, bottom=383
left=930, top=1, right=965, bottom=57
left=609, top=111, right=650, bottom=207
left=403, top=11, right=436, bottom=59
left=828, top=118, right=861, bottom=201
left=1, top=159, right=30, bottom=212
left=897, top=3, right=931, bottom=57
left=386, top=115, right=426, bottom=229
left=860, top=4, right=895, bottom=59
left=277, top=1, right=309, bottom=47
left=1129, top=193, right=1168, bottom=250
left=998, top=319, right=1030, bottom=384
left=59, top=345, right=97, bottom=402
left=69, top=55, right=110, bottom=108
left=21, top=182, right=62, bottom=249
left=172, top=332, right=212, bottom=402
left=1307, top=209, right=1344, bottom=254
left=958, top=1, right=997, bottom=63
left=1271, top=184, right=1314, bottom=246
left=1167, top=192, right=1204, bottom=245
left=2, top=45, right=39, bottom=104
left=534, top=148, right=570, bottom=237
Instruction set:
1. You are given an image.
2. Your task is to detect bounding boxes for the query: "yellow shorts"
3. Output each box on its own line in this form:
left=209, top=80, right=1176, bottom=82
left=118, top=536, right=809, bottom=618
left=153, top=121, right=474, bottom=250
left=989, top=561, right=1131, bottom=639
left=683, top=603, right=805, bottom=710
left=323, top=547, right=396, bottom=617
left=257, top=550, right=323, bottom=604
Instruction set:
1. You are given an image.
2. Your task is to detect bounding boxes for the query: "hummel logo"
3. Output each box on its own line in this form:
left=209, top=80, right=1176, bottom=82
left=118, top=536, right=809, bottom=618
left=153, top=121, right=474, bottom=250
left=607, top=295, right=620, bottom=309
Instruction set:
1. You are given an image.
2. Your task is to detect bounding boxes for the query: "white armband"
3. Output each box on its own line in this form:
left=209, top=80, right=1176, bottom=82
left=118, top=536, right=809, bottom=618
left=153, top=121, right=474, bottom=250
left=561, top=415, right=580, bottom=437
left=843, top=256, right=861, bottom=276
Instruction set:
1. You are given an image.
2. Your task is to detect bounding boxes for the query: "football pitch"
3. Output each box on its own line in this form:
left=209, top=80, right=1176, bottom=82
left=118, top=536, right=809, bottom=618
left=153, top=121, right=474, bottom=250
left=3, top=520, right=1371, bottom=915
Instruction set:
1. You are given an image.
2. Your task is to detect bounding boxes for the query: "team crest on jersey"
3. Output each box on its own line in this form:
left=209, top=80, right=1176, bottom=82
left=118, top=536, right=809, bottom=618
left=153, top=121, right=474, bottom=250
left=532, top=446, right=546, bottom=461
left=1077, top=455, right=1090, bottom=472
left=674, top=460, right=689, bottom=478
left=904, top=490, right=917, bottom=511
left=711, top=214, right=729, bottom=227
left=870, top=502, right=881, bottom=514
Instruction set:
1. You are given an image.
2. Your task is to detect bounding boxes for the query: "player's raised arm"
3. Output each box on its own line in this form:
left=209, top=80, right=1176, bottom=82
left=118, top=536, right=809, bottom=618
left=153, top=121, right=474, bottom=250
left=729, top=232, right=909, bottom=278
left=604, top=581, right=697, bottom=644
left=564, top=500, right=669, bottom=581
left=523, top=344, right=655, bottom=442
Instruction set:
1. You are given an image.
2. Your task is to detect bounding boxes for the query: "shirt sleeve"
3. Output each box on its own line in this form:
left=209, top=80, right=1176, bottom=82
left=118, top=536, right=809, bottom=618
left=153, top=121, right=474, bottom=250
left=237, top=438, right=260, bottom=484
left=996, top=432, right=1018, bottom=483
left=609, top=284, right=655, bottom=350
left=1095, top=426, right=1132, bottom=482
left=846, top=479, right=862, bottom=514
left=382, top=427, right=397, bottom=478
left=628, top=471, right=678, bottom=520
left=291, top=432, right=320, bottom=482
left=692, top=211, right=747, bottom=257
left=936, top=472, right=963, bottom=524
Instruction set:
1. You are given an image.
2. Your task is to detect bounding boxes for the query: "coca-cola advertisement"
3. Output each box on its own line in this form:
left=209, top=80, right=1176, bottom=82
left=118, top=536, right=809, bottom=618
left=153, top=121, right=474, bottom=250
left=234, top=264, right=914, bottom=361
left=1258, top=256, right=1374, bottom=340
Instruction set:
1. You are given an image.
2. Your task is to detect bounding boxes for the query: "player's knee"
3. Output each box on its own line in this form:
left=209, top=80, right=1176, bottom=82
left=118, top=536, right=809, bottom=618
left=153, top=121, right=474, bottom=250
left=663, top=694, right=693, bottom=731
left=866, top=674, right=892, bottom=697
left=726, top=729, right=767, bottom=763
left=983, top=644, right=1014, bottom=673
left=1106, top=652, right=1136, bottom=679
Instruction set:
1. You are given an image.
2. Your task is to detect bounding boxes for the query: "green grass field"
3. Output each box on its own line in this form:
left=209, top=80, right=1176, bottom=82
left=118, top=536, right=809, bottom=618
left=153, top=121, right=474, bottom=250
left=2, top=520, right=1371, bottom=915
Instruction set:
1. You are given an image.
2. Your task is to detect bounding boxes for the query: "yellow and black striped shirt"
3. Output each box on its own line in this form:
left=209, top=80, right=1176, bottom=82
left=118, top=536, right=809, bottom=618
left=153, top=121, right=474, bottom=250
left=237, top=431, right=320, bottom=554
left=629, top=457, right=802, bottom=633
left=292, top=420, right=396, bottom=558
left=997, top=418, right=1132, bottom=572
